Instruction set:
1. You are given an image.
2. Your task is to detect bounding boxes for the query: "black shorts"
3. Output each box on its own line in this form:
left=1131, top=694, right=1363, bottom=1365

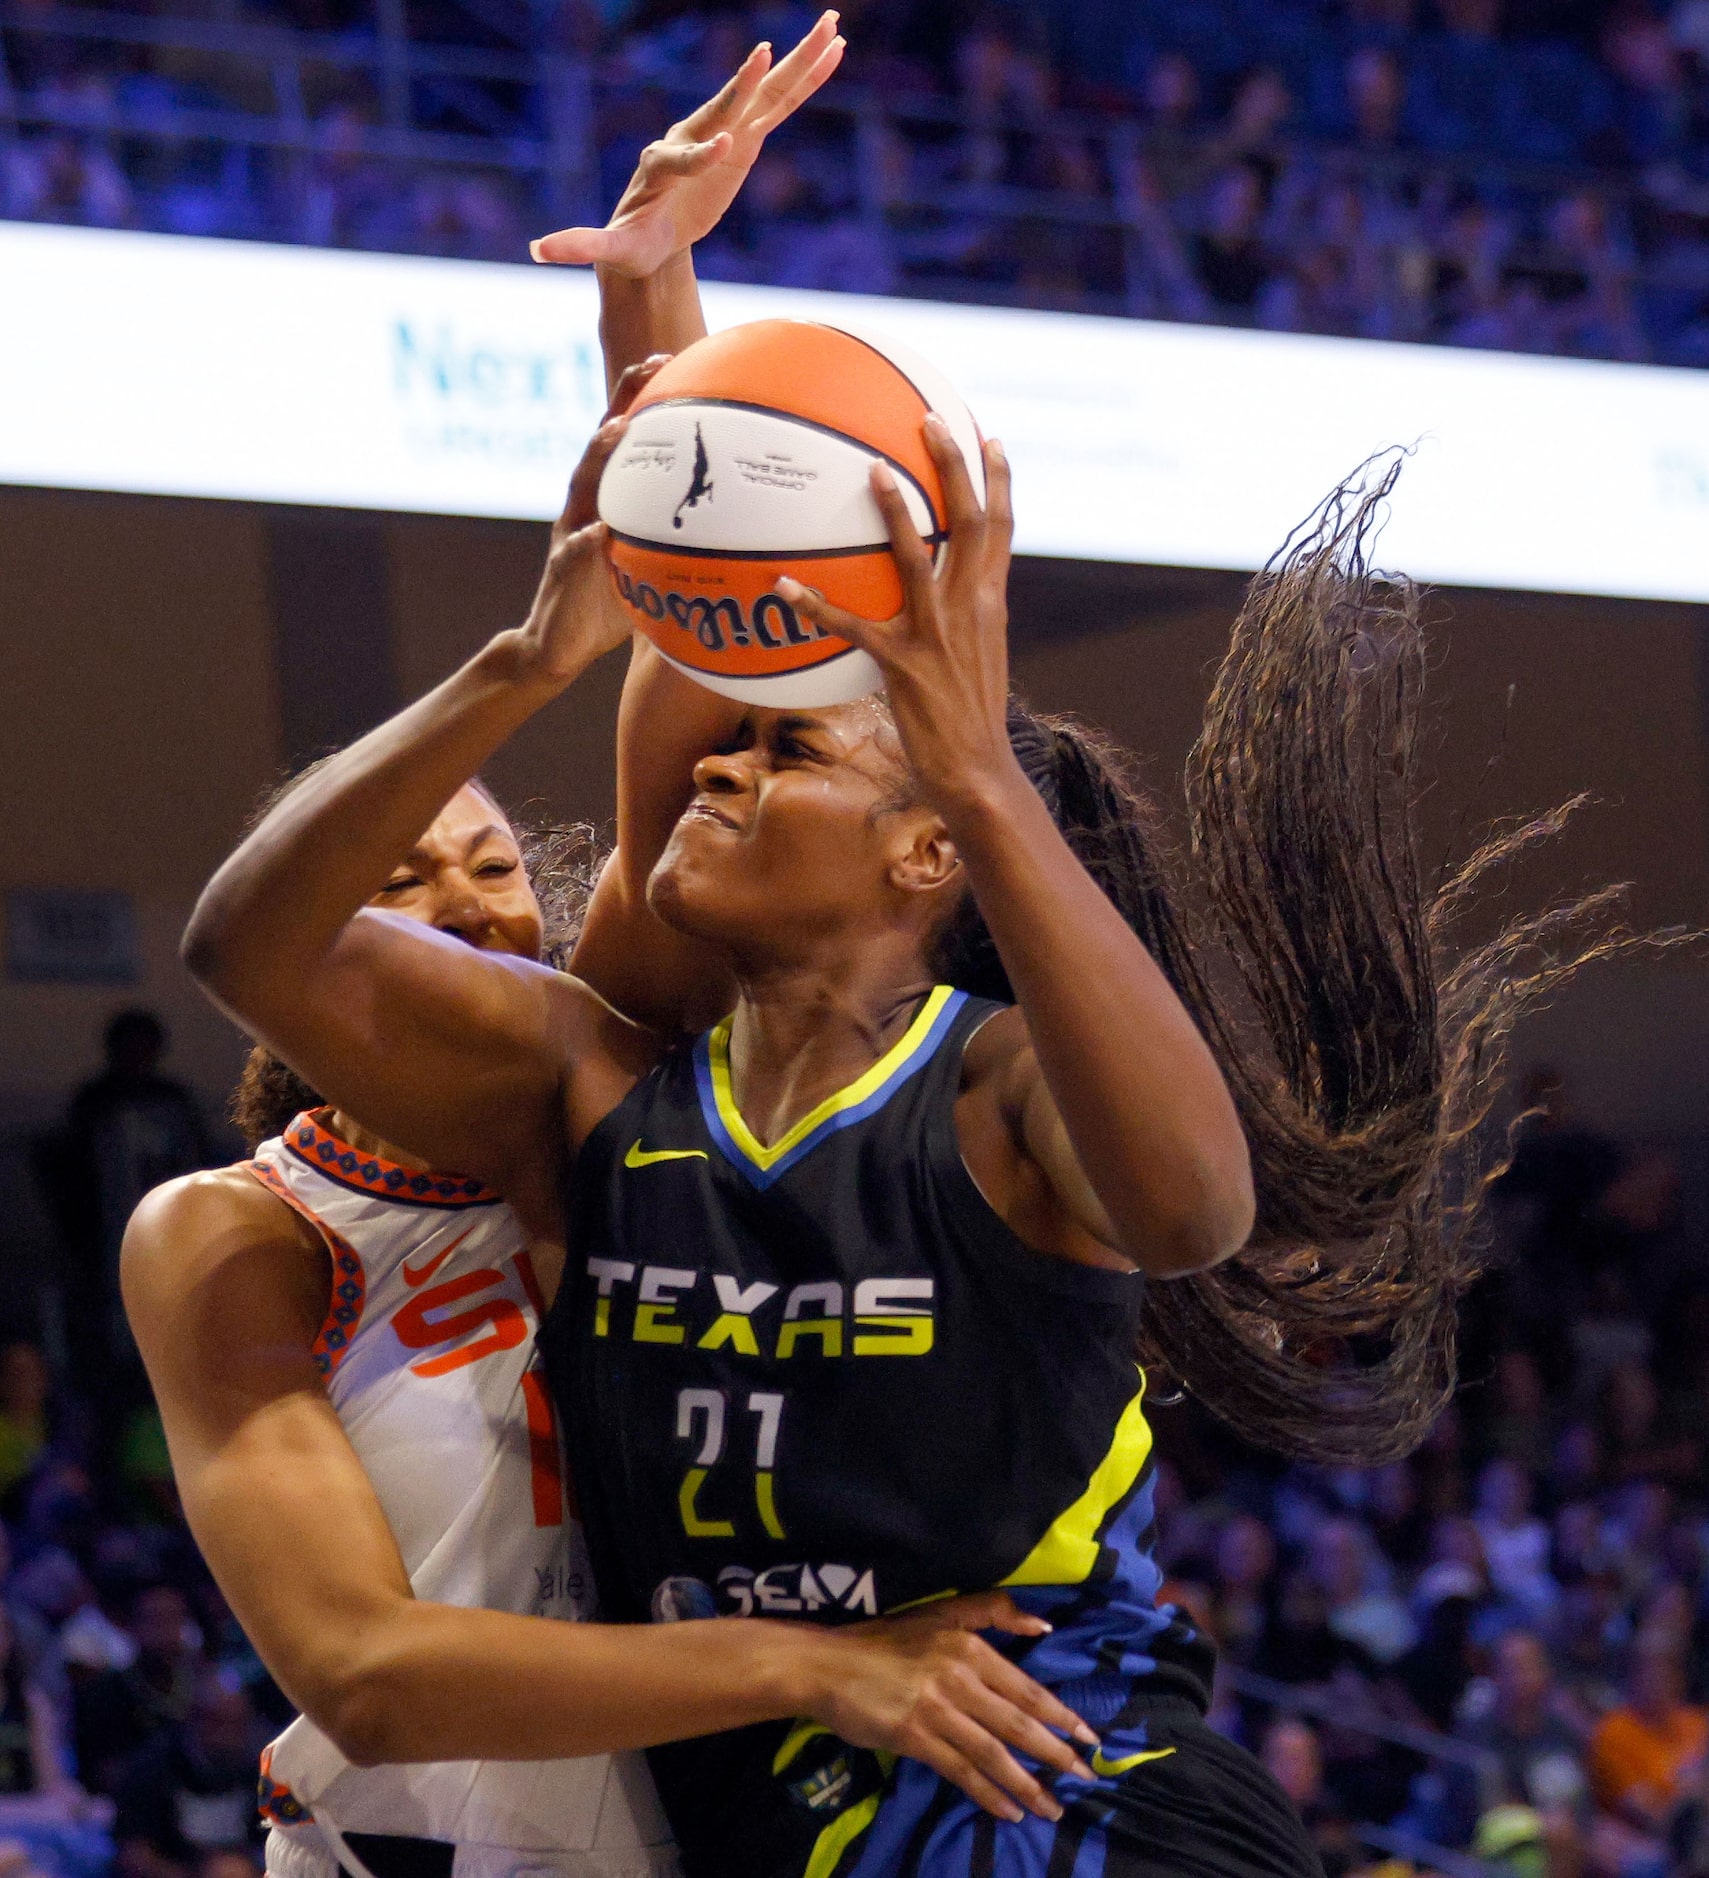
left=827, top=1696, right=1325, bottom=1878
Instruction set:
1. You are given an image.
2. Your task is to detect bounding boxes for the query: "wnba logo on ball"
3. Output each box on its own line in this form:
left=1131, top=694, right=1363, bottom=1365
left=596, top=318, right=983, bottom=707
left=610, top=562, right=828, bottom=656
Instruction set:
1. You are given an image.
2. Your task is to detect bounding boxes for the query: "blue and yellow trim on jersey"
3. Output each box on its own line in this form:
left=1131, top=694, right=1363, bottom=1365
left=694, top=986, right=968, bottom=1190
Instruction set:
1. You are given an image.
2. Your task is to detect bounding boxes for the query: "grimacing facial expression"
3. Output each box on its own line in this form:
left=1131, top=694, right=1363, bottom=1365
left=646, top=702, right=955, bottom=959
left=371, top=783, right=543, bottom=961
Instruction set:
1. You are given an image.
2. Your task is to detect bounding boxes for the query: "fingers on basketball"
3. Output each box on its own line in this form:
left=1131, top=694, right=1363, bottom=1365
left=565, top=418, right=628, bottom=527
left=605, top=356, right=671, bottom=421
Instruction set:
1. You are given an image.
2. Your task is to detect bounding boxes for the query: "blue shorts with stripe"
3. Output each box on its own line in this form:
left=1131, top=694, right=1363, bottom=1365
left=829, top=1698, right=1322, bottom=1878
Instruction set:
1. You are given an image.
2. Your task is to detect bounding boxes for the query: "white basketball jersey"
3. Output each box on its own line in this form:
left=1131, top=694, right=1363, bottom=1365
left=249, top=1111, right=675, bottom=1878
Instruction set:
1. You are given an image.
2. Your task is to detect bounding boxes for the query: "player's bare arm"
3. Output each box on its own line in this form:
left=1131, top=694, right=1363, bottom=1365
left=123, top=1170, right=1093, bottom=1813
left=781, top=428, right=1256, bottom=1278
left=181, top=417, right=651, bottom=1189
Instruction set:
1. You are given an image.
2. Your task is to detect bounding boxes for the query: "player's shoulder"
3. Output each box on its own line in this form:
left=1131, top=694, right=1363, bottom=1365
left=123, top=1163, right=318, bottom=1274
left=956, top=1000, right=1031, bottom=1100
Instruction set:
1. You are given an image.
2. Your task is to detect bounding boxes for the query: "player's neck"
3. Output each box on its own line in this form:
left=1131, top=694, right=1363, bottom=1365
left=724, top=955, right=937, bottom=1148
left=324, top=1107, right=432, bottom=1174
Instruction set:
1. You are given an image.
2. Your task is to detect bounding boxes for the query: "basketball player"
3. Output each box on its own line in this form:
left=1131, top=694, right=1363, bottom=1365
left=129, top=779, right=686, bottom=1878
left=175, top=365, right=1627, bottom=1877
left=133, top=26, right=1113, bottom=1872
left=131, top=764, right=1101, bottom=1878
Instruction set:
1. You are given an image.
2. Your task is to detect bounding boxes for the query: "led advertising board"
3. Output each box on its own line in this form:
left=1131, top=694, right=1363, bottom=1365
left=3, top=219, right=1706, bottom=600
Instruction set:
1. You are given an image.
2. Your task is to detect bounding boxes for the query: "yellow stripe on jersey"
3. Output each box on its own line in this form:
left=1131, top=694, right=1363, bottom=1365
left=708, top=985, right=958, bottom=1174
left=1000, top=1368, right=1153, bottom=1588
left=773, top=1722, right=834, bottom=1777
left=804, top=1792, right=882, bottom=1878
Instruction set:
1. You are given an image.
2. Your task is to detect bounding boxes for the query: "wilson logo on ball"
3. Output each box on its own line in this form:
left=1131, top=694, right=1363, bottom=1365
left=610, top=563, right=831, bottom=654
left=597, top=318, right=982, bottom=709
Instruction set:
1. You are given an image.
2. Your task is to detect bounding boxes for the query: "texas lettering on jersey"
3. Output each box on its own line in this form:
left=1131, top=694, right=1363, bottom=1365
left=583, top=1261, right=935, bottom=1359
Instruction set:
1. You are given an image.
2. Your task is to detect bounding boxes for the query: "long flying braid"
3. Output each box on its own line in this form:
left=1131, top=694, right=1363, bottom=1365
left=934, top=452, right=1686, bottom=1462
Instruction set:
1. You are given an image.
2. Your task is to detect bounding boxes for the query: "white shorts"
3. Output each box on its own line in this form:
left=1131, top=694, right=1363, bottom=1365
left=266, top=1822, right=681, bottom=1878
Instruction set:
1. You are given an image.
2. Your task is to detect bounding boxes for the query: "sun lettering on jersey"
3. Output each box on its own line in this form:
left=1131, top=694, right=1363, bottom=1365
left=392, top=1254, right=537, bottom=1379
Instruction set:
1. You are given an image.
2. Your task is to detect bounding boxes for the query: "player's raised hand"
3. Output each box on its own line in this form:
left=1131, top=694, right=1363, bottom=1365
left=779, top=419, right=1018, bottom=815
left=530, top=11, right=845, bottom=279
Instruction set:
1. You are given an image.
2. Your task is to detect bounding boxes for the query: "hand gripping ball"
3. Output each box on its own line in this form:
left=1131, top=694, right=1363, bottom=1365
left=596, top=319, right=984, bottom=707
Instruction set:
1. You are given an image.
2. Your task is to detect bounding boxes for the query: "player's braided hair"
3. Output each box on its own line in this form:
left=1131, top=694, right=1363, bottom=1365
left=229, top=761, right=601, bottom=1150
left=931, top=452, right=1678, bottom=1464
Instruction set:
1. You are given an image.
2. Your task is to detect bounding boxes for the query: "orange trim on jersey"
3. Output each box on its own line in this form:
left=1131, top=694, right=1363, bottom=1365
left=520, top=1367, right=565, bottom=1528
left=257, top=1740, right=313, bottom=1826
left=284, top=1109, right=496, bottom=1209
left=245, top=1159, right=368, bottom=1377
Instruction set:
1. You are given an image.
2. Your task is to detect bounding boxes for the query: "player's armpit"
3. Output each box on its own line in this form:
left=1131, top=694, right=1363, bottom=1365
left=953, top=1012, right=1131, bottom=1272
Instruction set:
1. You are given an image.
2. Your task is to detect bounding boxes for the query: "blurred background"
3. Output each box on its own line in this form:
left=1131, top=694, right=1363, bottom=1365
left=5, top=4, right=1709, bottom=1878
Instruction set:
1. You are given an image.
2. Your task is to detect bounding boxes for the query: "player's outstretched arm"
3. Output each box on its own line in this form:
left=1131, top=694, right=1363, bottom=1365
left=780, top=429, right=1256, bottom=1278
left=530, top=11, right=845, bottom=391
left=550, top=22, right=849, bottom=1028
left=124, top=1172, right=1096, bottom=1825
left=182, top=420, right=642, bottom=1188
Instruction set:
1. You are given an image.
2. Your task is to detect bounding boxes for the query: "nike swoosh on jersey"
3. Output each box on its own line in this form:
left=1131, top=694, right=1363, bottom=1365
left=401, top=1225, right=475, bottom=1287
left=1089, top=1745, right=1177, bottom=1778
left=624, top=1141, right=711, bottom=1169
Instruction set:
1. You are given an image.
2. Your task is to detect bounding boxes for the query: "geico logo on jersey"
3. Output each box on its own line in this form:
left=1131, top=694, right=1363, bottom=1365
left=650, top=1563, right=879, bottom=1622
left=585, top=1263, right=934, bottom=1358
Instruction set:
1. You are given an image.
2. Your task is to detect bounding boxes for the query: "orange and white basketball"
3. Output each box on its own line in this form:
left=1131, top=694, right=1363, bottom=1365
left=596, top=319, right=984, bottom=707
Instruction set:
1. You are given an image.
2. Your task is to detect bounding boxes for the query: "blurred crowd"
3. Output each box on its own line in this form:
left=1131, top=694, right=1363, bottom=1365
left=1150, top=1067, right=1709, bottom=1878
left=5, top=1017, right=1709, bottom=1878
left=0, top=1017, right=273, bottom=1878
left=3, top=0, right=1709, bottom=364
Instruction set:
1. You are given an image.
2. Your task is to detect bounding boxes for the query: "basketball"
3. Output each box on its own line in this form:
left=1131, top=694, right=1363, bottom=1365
left=595, top=319, right=984, bottom=708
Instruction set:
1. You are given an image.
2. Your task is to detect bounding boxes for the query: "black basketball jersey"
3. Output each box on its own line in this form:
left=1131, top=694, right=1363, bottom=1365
left=542, top=987, right=1213, bottom=1878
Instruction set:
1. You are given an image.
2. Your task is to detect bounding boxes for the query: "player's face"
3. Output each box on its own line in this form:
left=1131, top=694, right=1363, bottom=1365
left=647, top=701, right=951, bottom=960
left=369, top=784, right=544, bottom=960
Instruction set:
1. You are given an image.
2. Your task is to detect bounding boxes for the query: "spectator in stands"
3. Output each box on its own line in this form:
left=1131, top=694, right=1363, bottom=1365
left=1192, top=161, right=1274, bottom=317
left=1208, top=67, right=1296, bottom=184
left=37, top=1013, right=210, bottom=1414
left=1410, top=0, right=1508, bottom=156
left=1137, top=50, right=1207, bottom=203
left=1475, top=1460, right=1558, bottom=1622
left=401, top=171, right=526, bottom=263
left=1308, top=1517, right=1418, bottom=1666
left=0, top=1352, right=50, bottom=1506
left=1347, top=45, right=1408, bottom=150
left=0, top=1535, right=66, bottom=1753
left=1588, top=1629, right=1709, bottom=1840
left=1483, top=1349, right=1554, bottom=1474
left=1213, top=1513, right=1278, bottom=1669
left=1551, top=1566, right=1631, bottom=1740
left=1440, top=1631, right=1591, bottom=1846
left=72, top=1587, right=199, bottom=1799
left=291, top=101, right=397, bottom=250
left=0, top=1604, right=110, bottom=1878
left=111, top=1674, right=261, bottom=1878
left=1, top=134, right=131, bottom=229
left=1261, top=1717, right=1358, bottom=1878
left=1399, top=1591, right=1481, bottom=1730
